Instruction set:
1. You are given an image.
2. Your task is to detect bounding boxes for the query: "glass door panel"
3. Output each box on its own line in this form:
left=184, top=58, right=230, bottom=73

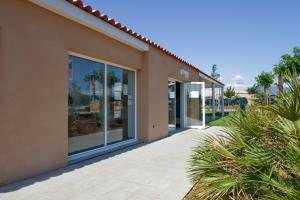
left=185, top=82, right=205, bottom=128
left=107, top=65, right=135, bottom=145
left=68, top=56, right=105, bottom=155
left=68, top=55, right=137, bottom=157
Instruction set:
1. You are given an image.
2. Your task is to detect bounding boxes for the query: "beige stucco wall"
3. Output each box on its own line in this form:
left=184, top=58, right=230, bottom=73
left=0, top=0, right=212, bottom=185
left=0, top=0, right=145, bottom=185
left=147, top=46, right=201, bottom=141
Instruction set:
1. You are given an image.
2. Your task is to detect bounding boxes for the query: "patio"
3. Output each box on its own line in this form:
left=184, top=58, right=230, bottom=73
left=0, top=127, right=224, bottom=200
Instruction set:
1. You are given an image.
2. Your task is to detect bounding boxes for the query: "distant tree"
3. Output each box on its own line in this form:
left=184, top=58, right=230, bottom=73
left=255, top=71, right=274, bottom=104
left=246, top=84, right=259, bottom=95
left=224, top=86, right=236, bottom=98
left=273, top=46, right=300, bottom=95
left=280, top=46, right=300, bottom=74
left=211, top=64, right=220, bottom=80
left=273, top=64, right=286, bottom=95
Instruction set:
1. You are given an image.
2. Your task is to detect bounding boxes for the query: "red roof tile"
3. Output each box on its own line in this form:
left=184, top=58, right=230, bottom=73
left=65, top=0, right=224, bottom=86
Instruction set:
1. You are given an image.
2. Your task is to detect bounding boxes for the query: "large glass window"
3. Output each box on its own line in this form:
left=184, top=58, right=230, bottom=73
left=68, top=56, right=105, bottom=155
left=107, top=65, right=135, bottom=144
left=68, top=55, right=136, bottom=155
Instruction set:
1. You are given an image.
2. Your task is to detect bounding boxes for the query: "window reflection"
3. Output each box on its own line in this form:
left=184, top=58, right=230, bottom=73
left=68, top=56, right=136, bottom=155
left=186, top=84, right=203, bottom=126
left=68, top=56, right=105, bottom=155
left=107, top=65, right=135, bottom=144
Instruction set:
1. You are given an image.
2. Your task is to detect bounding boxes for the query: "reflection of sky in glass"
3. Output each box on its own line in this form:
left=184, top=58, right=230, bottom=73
left=69, top=56, right=104, bottom=97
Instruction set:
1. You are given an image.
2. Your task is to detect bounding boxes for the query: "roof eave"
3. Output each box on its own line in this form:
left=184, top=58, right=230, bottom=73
left=28, top=0, right=149, bottom=51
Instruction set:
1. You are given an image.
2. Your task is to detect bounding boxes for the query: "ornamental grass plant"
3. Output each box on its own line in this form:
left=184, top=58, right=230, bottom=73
left=188, top=69, right=300, bottom=200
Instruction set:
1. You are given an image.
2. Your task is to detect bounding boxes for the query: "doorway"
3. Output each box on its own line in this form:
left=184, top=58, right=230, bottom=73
left=168, top=79, right=182, bottom=132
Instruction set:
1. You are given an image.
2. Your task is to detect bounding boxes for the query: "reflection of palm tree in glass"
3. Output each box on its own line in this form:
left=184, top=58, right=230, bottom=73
left=69, top=82, right=81, bottom=107
left=68, top=82, right=81, bottom=135
left=107, top=70, right=124, bottom=137
left=84, top=69, right=104, bottom=82
left=83, top=69, right=104, bottom=120
left=84, top=69, right=103, bottom=102
left=107, top=71, right=120, bottom=85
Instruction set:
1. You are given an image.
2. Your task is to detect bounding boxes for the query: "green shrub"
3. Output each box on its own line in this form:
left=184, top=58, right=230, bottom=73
left=188, top=69, right=300, bottom=200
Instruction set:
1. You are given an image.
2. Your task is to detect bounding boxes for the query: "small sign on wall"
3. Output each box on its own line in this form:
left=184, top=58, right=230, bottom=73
left=180, top=69, right=189, bottom=79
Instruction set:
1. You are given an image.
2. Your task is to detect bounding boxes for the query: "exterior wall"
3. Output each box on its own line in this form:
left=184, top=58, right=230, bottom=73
left=0, top=0, right=216, bottom=185
left=147, top=46, right=200, bottom=141
left=137, top=52, right=151, bottom=141
left=0, top=0, right=144, bottom=185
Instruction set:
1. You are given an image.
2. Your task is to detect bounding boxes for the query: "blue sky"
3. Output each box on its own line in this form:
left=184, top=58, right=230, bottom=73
left=83, top=0, right=300, bottom=88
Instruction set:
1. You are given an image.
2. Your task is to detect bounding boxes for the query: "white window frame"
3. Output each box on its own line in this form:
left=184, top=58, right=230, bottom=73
left=68, top=51, right=137, bottom=163
left=183, top=82, right=205, bottom=129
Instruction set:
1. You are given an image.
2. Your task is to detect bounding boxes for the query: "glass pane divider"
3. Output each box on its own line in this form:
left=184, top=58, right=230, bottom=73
left=104, top=63, right=108, bottom=146
left=202, top=83, right=206, bottom=127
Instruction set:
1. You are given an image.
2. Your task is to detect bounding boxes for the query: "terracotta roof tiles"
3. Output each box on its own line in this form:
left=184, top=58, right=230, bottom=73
left=65, top=0, right=224, bottom=86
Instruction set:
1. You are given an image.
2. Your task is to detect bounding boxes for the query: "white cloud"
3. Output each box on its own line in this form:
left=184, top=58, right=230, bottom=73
left=226, top=75, right=250, bottom=92
left=231, top=75, right=245, bottom=85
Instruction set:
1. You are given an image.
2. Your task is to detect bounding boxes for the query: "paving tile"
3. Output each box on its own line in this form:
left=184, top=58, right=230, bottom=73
left=0, top=127, right=224, bottom=200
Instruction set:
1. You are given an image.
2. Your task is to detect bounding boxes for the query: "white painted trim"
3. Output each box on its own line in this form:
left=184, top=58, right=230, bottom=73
left=189, top=82, right=204, bottom=85
left=221, top=87, right=225, bottom=117
left=29, top=0, right=149, bottom=51
left=67, top=53, right=137, bottom=160
left=212, top=83, right=216, bottom=120
left=183, top=83, right=187, bottom=127
left=180, top=83, right=185, bottom=128
left=69, top=51, right=137, bottom=72
left=104, top=63, right=108, bottom=146
left=202, top=82, right=206, bottom=127
left=183, top=82, right=206, bottom=129
left=68, top=139, right=138, bottom=163
left=168, top=77, right=183, bottom=83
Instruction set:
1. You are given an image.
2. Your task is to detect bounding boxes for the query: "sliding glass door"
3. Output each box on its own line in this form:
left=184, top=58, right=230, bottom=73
left=68, top=56, right=105, bottom=154
left=68, top=55, right=136, bottom=155
left=107, top=65, right=135, bottom=145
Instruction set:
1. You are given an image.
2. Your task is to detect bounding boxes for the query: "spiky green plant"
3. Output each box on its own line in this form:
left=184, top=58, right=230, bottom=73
left=188, top=69, right=300, bottom=200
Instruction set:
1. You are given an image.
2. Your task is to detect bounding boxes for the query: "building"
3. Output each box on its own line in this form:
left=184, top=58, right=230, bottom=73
left=235, top=89, right=255, bottom=105
left=0, top=0, right=224, bottom=185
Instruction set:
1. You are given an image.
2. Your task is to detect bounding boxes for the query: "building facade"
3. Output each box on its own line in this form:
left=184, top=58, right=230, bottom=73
left=0, top=0, right=224, bottom=185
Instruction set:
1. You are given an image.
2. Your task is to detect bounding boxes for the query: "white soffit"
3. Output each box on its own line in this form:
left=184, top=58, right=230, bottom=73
left=29, top=0, right=149, bottom=51
left=199, top=72, right=223, bottom=87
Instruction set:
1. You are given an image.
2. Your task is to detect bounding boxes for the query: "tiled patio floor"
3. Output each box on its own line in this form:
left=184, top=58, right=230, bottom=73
left=0, top=127, right=224, bottom=200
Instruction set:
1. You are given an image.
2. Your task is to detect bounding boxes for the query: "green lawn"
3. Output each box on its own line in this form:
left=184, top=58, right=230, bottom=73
left=207, top=113, right=234, bottom=127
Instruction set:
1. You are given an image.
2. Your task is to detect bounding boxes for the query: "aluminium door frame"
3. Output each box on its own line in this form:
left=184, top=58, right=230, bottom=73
left=183, top=82, right=205, bottom=129
left=68, top=51, right=138, bottom=163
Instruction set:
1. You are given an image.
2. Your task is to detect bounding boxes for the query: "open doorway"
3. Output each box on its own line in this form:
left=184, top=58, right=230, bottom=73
left=168, top=79, right=182, bottom=132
